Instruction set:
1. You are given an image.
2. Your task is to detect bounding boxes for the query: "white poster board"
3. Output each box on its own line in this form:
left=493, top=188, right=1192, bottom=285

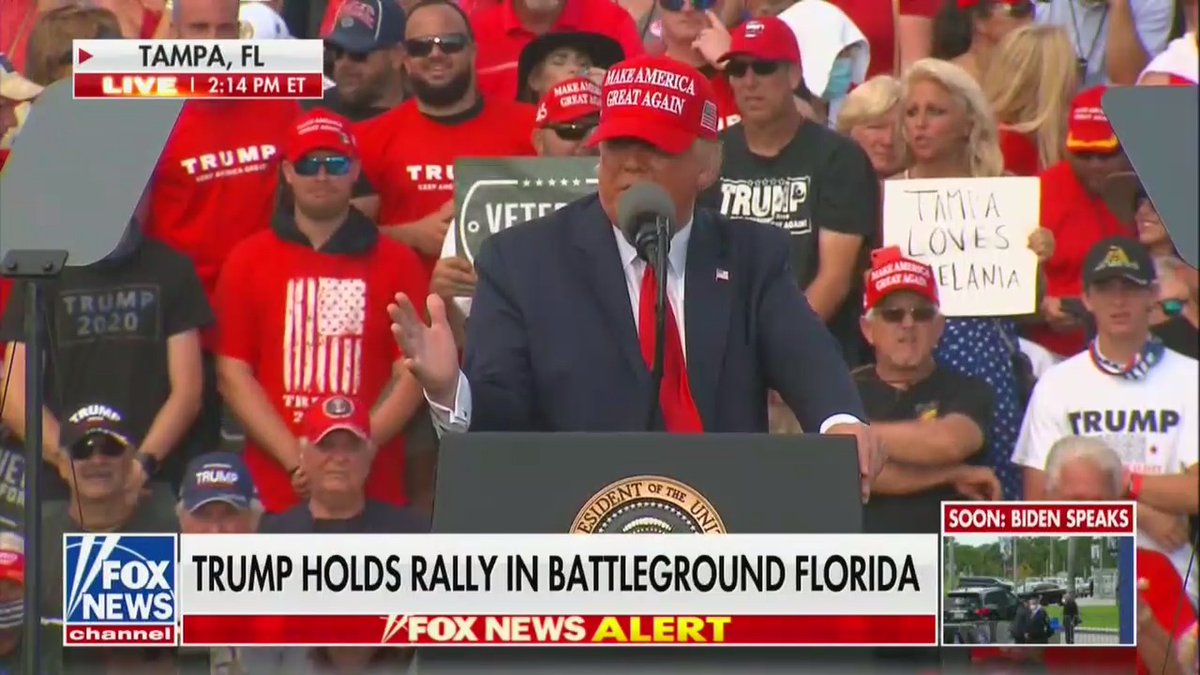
left=882, top=177, right=1040, bottom=317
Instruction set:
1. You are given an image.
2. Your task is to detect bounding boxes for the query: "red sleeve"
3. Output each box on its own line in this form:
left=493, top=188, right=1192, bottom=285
left=897, top=0, right=940, bottom=17
left=1137, top=549, right=1198, bottom=639
left=509, top=104, right=538, bottom=155
left=0, top=278, right=11, bottom=350
left=0, top=149, right=9, bottom=171
left=1000, top=129, right=1041, bottom=176
left=321, top=0, right=346, bottom=37
left=213, top=242, right=260, bottom=364
left=385, top=244, right=430, bottom=361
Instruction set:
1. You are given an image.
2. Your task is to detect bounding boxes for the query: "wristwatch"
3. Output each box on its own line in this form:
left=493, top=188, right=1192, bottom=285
left=1126, top=472, right=1144, bottom=501
left=137, top=452, right=160, bottom=477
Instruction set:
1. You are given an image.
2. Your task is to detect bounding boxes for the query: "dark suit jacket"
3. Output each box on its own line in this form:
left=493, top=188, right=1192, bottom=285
left=463, top=194, right=866, bottom=432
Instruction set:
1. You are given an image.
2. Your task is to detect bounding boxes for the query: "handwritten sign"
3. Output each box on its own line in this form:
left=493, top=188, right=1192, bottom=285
left=454, top=158, right=599, bottom=263
left=882, top=177, right=1040, bottom=317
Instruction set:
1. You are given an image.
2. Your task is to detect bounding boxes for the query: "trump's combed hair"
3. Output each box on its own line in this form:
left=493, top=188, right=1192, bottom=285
left=1044, top=436, right=1125, bottom=498
left=836, top=75, right=902, bottom=134
left=901, top=58, right=1005, bottom=178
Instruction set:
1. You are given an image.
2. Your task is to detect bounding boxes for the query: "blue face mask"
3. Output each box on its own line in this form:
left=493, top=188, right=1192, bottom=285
left=824, top=57, right=855, bottom=100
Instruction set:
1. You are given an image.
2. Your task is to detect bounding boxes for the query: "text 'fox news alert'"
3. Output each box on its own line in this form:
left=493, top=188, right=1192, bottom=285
left=180, top=614, right=937, bottom=646
left=942, top=502, right=1136, bottom=535
left=71, top=39, right=324, bottom=100
left=63, top=534, right=178, bottom=646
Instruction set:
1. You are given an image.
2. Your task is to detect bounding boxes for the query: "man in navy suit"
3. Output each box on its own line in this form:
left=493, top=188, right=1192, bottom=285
left=388, top=53, right=886, bottom=499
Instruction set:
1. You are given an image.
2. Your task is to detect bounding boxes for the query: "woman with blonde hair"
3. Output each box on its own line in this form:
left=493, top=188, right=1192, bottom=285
left=982, top=24, right=1078, bottom=176
left=892, top=58, right=1054, bottom=501
left=837, top=74, right=905, bottom=177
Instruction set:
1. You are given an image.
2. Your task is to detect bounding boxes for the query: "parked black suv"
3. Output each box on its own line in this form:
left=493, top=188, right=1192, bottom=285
left=957, top=576, right=1016, bottom=592
left=1019, top=582, right=1066, bottom=606
left=944, top=586, right=1022, bottom=623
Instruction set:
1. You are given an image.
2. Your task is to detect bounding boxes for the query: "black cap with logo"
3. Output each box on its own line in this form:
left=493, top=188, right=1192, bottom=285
left=326, top=0, right=406, bottom=54
left=1083, top=236, right=1156, bottom=287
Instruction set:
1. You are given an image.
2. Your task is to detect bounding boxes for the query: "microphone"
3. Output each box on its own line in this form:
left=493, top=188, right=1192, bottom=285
left=616, top=182, right=676, bottom=264
left=616, top=182, right=675, bottom=431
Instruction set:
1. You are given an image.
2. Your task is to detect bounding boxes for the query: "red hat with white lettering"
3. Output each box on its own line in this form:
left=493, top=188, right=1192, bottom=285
left=536, top=77, right=602, bottom=128
left=587, top=55, right=720, bottom=155
left=286, top=109, right=357, bottom=162
left=0, top=532, right=24, bottom=585
left=719, top=17, right=800, bottom=65
left=1066, top=86, right=1118, bottom=153
left=301, top=395, right=371, bottom=443
left=864, top=246, right=939, bottom=311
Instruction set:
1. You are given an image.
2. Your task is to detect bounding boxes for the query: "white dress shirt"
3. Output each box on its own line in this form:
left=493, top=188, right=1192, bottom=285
left=425, top=221, right=862, bottom=434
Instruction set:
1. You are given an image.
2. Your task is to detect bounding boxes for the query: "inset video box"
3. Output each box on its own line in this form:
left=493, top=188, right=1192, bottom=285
left=939, top=501, right=1137, bottom=648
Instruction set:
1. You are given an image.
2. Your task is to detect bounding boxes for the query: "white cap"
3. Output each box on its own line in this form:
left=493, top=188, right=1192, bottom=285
left=239, top=2, right=292, bottom=39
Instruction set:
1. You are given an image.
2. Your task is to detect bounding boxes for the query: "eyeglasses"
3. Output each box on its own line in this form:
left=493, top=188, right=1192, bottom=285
left=68, top=434, right=128, bottom=461
left=294, top=155, right=353, bottom=177
left=404, top=34, right=469, bottom=58
left=725, top=60, right=783, bottom=78
left=326, top=44, right=372, bottom=63
left=877, top=306, right=938, bottom=324
left=549, top=123, right=597, bottom=142
left=658, top=0, right=718, bottom=11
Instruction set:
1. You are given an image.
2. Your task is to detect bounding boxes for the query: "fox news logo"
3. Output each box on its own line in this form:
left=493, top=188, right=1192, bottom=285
left=63, top=534, right=178, bottom=646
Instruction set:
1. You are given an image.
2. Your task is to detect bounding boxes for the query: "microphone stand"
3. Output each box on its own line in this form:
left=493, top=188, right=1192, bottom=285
left=644, top=217, right=671, bottom=431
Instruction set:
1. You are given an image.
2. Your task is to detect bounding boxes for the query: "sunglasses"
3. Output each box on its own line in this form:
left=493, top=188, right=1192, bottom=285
left=659, top=0, right=718, bottom=10
left=877, top=306, right=938, bottom=324
left=725, top=60, right=783, bottom=78
left=326, top=44, right=372, bottom=63
left=404, top=34, right=469, bottom=58
left=68, top=434, right=128, bottom=461
left=549, top=123, right=597, bottom=142
left=294, top=155, right=353, bottom=177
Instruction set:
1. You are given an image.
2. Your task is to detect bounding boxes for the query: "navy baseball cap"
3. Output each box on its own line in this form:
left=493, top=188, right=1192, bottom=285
left=1083, top=237, right=1156, bottom=287
left=179, top=452, right=257, bottom=512
left=326, top=0, right=406, bottom=53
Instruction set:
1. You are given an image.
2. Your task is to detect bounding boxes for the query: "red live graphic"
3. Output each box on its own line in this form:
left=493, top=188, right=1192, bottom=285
left=181, top=615, right=938, bottom=647
left=943, top=503, right=1135, bottom=534
left=72, top=73, right=324, bottom=99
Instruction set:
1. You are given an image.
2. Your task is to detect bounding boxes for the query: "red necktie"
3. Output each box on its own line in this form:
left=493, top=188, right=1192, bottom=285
left=638, top=265, right=704, bottom=433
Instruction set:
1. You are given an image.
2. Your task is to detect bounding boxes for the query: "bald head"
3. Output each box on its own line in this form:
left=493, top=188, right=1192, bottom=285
left=172, top=0, right=239, bottom=39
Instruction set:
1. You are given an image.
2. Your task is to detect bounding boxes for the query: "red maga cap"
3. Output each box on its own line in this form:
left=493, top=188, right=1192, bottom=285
left=301, top=395, right=371, bottom=443
left=719, top=17, right=800, bottom=65
left=588, top=55, right=719, bottom=155
left=286, top=109, right=357, bottom=163
left=864, top=246, right=939, bottom=311
left=1066, top=86, right=1118, bottom=153
left=536, top=77, right=602, bottom=127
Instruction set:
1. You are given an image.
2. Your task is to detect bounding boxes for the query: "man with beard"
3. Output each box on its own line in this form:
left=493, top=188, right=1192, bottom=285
left=308, top=0, right=407, bottom=121
left=215, top=111, right=431, bottom=516
left=354, top=0, right=536, bottom=273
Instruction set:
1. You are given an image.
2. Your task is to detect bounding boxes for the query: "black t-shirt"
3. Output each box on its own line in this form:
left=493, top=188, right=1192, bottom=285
left=0, top=442, right=24, bottom=531
left=1152, top=316, right=1198, bottom=359
left=259, top=501, right=429, bottom=533
left=0, top=240, right=214, bottom=498
left=855, top=365, right=993, bottom=534
left=703, top=121, right=880, bottom=365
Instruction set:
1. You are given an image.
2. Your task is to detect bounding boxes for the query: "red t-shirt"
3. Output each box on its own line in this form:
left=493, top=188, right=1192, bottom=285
left=0, top=149, right=9, bottom=172
left=999, top=128, right=1040, bottom=177
left=0, top=277, right=11, bottom=351
left=0, top=0, right=36, bottom=74
left=471, top=0, right=644, bottom=100
left=830, top=0, right=940, bottom=78
left=712, top=72, right=741, bottom=131
left=146, top=100, right=300, bottom=303
left=213, top=224, right=428, bottom=513
left=1026, top=161, right=1131, bottom=357
left=355, top=99, right=537, bottom=274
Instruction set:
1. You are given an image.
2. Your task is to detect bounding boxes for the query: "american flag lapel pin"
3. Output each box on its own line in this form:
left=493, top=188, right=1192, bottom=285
left=715, top=268, right=730, bottom=282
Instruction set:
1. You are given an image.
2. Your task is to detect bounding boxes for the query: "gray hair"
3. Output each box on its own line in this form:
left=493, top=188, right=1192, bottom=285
left=1044, top=436, right=1124, bottom=498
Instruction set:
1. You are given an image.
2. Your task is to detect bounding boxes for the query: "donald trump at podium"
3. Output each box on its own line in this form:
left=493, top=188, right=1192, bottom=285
left=388, top=54, right=886, bottom=500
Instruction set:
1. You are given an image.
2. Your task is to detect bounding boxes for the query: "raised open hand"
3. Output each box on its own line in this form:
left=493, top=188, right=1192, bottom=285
left=388, top=293, right=461, bottom=406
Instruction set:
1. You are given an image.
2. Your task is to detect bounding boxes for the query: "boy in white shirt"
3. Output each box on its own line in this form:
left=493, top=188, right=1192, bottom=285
left=1014, top=237, right=1198, bottom=608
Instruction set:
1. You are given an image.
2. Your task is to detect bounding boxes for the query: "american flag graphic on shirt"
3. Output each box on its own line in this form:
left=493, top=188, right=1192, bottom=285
left=283, top=277, right=366, bottom=397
